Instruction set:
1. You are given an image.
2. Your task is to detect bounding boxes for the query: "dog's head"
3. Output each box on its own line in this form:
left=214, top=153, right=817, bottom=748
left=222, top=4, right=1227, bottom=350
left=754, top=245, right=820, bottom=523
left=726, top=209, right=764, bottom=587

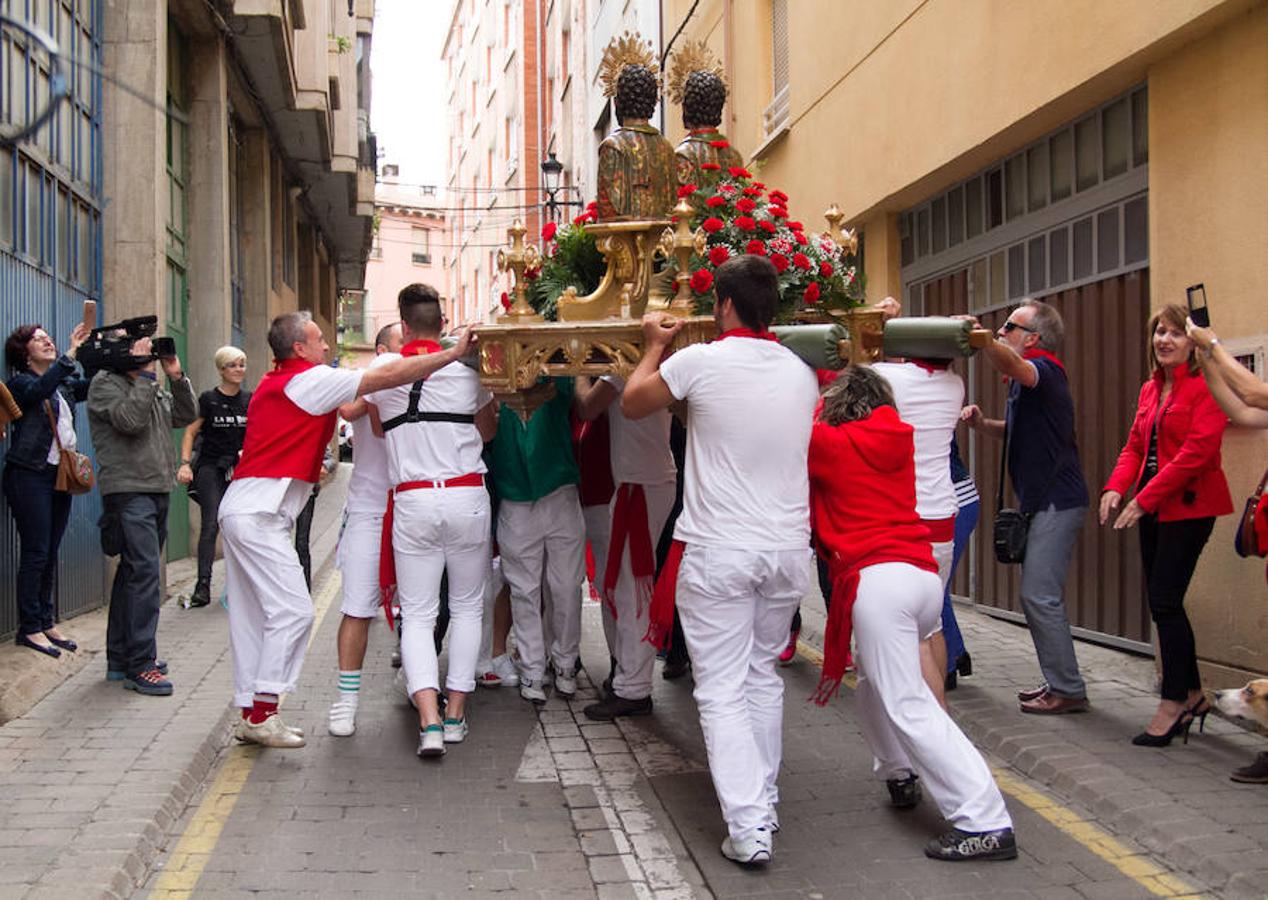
left=1212, top=679, right=1268, bottom=729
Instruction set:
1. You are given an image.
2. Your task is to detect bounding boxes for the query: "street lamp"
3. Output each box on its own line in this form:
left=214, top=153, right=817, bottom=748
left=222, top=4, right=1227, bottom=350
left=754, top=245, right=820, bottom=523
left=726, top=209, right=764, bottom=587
left=540, top=152, right=583, bottom=221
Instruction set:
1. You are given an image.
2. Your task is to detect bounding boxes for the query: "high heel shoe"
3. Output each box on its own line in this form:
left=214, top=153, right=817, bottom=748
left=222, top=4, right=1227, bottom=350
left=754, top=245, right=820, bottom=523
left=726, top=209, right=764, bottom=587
left=1186, top=697, right=1211, bottom=735
left=1131, top=709, right=1193, bottom=747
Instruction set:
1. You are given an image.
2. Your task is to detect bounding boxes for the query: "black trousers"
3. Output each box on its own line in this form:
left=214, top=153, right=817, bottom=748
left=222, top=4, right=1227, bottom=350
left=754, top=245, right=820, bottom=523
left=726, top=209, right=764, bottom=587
left=104, top=492, right=169, bottom=677
left=294, top=486, right=319, bottom=591
left=192, top=464, right=231, bottom=587
left=3, top=463, right=72, bottom=637
left=1140, top=514, right=1214, bottom=702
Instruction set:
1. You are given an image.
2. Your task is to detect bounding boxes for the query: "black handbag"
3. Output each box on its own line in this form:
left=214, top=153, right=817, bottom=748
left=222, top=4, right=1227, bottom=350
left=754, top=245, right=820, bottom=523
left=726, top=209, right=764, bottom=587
left=991, top=411, right=1061, bottom=565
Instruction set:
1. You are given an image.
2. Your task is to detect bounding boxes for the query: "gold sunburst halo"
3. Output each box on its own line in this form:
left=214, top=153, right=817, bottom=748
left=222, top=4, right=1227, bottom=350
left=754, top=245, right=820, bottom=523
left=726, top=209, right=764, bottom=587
left=666, top=39, right=726, bottom=105
left=598, top=31, right=659, bottom=99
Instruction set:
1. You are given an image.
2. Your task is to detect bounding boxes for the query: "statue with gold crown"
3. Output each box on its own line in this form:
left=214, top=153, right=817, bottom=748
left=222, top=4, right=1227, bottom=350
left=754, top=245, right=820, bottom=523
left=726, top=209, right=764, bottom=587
left=667, top=41, right=743, bottom=190
left=594, top=34, right=678, bottom=221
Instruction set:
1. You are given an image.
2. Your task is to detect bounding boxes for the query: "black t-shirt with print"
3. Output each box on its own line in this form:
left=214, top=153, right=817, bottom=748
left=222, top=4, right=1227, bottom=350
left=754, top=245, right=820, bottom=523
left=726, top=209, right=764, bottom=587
left=196, top=388, right=250, bottom=469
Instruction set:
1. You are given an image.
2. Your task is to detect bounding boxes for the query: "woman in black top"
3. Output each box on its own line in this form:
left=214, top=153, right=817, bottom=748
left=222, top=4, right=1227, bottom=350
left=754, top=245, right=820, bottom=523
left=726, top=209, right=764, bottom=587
left=177, top=346, right=250, bottom=607
left=3, top=322, right=91, bottom=656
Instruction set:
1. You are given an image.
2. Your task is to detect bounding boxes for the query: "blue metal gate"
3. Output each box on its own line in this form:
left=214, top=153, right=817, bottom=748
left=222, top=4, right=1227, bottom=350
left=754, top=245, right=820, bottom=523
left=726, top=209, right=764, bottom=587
left=0, top=0, right=105, bottom=638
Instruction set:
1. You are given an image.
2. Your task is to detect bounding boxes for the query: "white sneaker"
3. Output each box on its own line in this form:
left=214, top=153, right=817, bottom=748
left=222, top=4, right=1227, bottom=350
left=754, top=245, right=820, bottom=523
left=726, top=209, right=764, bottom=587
left=417, top=725, right=446, bottom=758
left=235, top=715, right=306, bottom=749
left=442, top=717, right=468, bottom=743
left=328, top=697, right=357, bottom=737
left=519, top=678, right=547, bottom=704
left=491, top=653, right=520, bottom=687
left=721, top=827, right=772, bottom=866
left=553, top=667, right=577, bottom=698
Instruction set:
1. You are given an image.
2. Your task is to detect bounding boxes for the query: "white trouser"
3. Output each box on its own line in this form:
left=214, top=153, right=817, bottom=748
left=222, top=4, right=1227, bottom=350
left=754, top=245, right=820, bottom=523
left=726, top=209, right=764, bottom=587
left=676, top=544, right=810, bottom=841
left=476, top=555, right=505, bottom=671
left=393, top=487, right=490, bottom=696
left=853, top=562, right=1012, bottom=833
left=222, top=511, right=315, bottom=707
left=584, top=503, right=615, bottom=657
left=498, top=485, right=585, bottom=682
left=336, top=509, right=385, bottom=619
left=608, top=482, right=676, bottom=700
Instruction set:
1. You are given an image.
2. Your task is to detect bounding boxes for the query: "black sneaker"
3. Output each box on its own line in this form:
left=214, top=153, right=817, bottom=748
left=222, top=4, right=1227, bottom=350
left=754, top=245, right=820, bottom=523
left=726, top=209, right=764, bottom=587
left=924, top=827, right=1017, bottom=862
left=583, top=695, right=653, bottom=721
left=886, top=773, right=921, bottom=809
left=189, top=582, right=212, bottom=608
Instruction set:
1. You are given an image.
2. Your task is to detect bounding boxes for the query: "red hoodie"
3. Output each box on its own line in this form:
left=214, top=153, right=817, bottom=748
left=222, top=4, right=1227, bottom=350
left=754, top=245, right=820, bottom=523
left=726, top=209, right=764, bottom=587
left=808, top=405, right=937, bottom=704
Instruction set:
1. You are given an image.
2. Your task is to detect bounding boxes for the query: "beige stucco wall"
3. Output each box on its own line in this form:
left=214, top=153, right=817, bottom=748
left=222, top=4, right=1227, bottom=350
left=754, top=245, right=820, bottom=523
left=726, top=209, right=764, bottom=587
left=663, top=0, right=1268, bottom=679
left=1148, top=4, right=1268, bottom=684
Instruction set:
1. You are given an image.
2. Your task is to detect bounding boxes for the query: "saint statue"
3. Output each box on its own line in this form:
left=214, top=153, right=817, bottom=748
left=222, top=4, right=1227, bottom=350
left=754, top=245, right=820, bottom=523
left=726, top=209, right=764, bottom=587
left=594, top=34, right=678, bottom=222
left=667, top=41, right=743, bottom=190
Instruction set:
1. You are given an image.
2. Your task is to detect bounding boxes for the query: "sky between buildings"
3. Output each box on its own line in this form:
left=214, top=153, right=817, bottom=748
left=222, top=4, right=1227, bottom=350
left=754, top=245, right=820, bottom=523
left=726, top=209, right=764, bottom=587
left=370, top=0, right=448, bottom=188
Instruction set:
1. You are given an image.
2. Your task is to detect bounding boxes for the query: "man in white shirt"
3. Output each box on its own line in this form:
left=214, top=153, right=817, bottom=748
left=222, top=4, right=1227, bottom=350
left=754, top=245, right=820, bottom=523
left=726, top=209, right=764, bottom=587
left=219, top=310, right=473, bottom=749
left=326, top=322, right=403, bottom=737
left=623, top=255, right=819, bottom=866
left=574, top=374, right=677, bottom=719
left=365, top=284, right=497, bottom=758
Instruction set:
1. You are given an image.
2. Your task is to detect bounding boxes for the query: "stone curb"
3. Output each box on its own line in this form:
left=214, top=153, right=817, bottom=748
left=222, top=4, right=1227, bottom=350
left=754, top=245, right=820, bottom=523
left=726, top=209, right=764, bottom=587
left=795, top=598, right=1268, bottom=897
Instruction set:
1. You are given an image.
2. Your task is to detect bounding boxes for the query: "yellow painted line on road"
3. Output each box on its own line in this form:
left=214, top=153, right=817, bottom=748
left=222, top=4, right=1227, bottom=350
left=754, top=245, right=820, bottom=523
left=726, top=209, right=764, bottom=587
left=795, top=640, right=1205, bottom=898
left=149, top=572, right=342, bottom=899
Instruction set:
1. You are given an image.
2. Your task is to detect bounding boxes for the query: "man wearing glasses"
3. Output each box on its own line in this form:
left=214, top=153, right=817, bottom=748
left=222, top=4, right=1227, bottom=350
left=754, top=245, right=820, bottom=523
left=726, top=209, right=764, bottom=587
left=961, top=300, right=1090, bottom=715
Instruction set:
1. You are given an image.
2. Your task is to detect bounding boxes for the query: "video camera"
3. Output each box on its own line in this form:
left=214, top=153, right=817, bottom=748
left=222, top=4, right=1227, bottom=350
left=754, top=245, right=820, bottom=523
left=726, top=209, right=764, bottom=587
left=78, top=315, right=178, bottom=377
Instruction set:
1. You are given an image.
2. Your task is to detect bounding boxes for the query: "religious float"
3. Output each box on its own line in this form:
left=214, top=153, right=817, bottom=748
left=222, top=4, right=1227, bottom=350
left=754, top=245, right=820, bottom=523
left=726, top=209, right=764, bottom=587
left=472, top=34, right=987, bottom=414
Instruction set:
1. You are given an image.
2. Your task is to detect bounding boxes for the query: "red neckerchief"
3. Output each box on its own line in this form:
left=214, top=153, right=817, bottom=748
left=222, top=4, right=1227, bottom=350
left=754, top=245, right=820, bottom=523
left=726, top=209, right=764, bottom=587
left=909, top=358, right=950, bottom=374
left=271, top=356, right=317, bottom=373
left=715, top=328, right=779, bottom=342
left=1003, top=347, right=1066, bottom=385
left=603, top=484, right=656, bottom=621
left=401, top=339, right=442, bottom=357
left=1022, top=348, right=1065, bottom=372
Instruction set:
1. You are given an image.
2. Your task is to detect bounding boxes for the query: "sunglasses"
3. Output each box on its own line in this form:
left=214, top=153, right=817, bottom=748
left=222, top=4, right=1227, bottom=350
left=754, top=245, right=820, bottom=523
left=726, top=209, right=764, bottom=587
left=1002, top=321, right=1037, bottom=335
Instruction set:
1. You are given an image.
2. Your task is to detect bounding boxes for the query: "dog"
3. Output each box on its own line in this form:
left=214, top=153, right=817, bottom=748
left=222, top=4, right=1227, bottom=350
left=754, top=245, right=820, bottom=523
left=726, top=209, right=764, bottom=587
left=1212, top=679, right=1268, bottom=728
left=1212, top=679, right=1268, bottom=785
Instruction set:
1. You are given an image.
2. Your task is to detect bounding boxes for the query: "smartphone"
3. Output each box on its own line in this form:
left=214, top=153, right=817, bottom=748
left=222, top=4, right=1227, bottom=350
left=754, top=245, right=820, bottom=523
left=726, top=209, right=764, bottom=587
left=1186, top=283, right=1209, bottom=328
left=82, top=299, right=97, bottom=333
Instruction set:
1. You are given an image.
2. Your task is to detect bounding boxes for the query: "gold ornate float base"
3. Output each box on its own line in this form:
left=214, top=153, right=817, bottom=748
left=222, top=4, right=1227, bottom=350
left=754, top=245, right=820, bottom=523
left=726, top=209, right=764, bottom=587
left=477, top=317, right=716, bottom=417
left=475, top=306, right=891, bottom=418
left=555, top=220, right=673, bottom=321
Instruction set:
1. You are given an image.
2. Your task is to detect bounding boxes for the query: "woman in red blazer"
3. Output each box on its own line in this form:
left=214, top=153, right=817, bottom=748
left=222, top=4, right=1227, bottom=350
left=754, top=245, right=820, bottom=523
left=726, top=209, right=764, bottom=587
left=1100, top=303, right=1233, bottom=747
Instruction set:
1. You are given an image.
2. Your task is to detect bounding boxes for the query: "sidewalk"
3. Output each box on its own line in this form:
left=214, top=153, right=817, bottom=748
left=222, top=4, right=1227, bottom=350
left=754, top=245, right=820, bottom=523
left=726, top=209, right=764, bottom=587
left=3, top=470, right=1268, bottom=897
left=0, top=467, right=351, bottom=899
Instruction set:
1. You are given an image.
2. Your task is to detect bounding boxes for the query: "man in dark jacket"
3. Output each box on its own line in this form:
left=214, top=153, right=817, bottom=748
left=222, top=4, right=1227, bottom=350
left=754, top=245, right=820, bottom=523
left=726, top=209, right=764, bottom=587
left=87, top=336, right=197, bottom=696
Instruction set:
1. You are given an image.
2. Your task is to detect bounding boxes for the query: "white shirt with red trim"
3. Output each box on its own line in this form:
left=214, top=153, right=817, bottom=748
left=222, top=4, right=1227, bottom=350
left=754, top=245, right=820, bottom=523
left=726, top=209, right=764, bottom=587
left=873, top=361, right=963, bottom=521
left=365, top=352, right=493, bottom=485
left=219, top=365, right=361, bottom=522
left=600, top=375, right=676, bottom=487
left=659, top=338, right=817, bottom=551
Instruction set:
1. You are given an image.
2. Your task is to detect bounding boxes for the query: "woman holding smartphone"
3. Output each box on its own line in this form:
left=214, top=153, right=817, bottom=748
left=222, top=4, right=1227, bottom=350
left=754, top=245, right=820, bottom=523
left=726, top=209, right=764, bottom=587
left=3, top=322, right=91, bottom=656
left=1100, top=304, right=1232, bottom=747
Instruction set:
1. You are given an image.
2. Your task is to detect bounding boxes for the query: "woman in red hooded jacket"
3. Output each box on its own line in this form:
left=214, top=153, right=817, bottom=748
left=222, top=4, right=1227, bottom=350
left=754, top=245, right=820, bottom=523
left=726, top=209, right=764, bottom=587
left=1100, top=304, right=1233, bottom=747
left=809, top=366, right=1015, bottom=863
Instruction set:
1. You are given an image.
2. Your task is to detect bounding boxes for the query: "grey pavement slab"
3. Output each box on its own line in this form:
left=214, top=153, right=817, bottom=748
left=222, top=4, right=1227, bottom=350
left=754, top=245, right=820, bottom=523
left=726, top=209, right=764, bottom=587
left=0, top=466, right=351, bottom=899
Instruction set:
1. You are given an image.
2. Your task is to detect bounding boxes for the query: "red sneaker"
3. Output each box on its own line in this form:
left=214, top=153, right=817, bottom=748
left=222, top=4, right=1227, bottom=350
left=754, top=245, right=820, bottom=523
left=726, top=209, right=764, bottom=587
left=778, top=629, right=800, bottom=667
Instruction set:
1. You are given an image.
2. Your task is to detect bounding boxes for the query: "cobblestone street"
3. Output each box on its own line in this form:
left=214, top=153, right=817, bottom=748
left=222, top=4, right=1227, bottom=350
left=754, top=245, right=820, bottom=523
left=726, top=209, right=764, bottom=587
left=2, top=470, right=1267, bottom=898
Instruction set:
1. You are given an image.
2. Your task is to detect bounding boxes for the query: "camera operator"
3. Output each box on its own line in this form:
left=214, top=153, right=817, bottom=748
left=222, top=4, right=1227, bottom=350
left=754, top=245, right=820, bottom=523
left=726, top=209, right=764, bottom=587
left=87, top=335, right=197, bottom=696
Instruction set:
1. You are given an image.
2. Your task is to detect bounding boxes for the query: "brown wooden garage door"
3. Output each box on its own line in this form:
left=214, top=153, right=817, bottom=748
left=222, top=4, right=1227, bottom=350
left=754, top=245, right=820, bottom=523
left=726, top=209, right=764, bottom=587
left=921, top=269, right=1151, bottom=645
